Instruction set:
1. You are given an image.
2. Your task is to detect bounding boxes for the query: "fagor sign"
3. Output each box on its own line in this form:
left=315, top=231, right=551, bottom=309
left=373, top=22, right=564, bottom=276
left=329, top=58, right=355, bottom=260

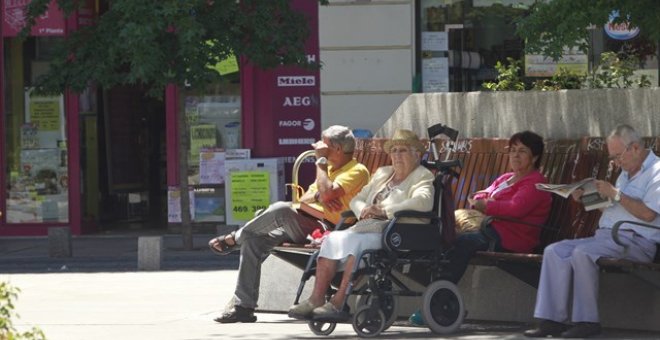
left=277, top=76, right=316, bottom=87
left=278, top=119, right=315, bottom=131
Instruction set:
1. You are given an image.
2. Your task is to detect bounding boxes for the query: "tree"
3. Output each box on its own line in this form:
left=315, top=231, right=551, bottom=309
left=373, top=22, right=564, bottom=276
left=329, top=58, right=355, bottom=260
left=517, top=0, right=660, bottom=60
left=23, top=0, right=323, bottom=97
left=22, top=0, right=323, bottom=249
left=1, top=282, right=46, bottom=340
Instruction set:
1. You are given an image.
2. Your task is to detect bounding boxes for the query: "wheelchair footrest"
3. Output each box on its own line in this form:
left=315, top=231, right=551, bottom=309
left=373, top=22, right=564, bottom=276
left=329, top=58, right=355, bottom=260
left=312, top=311, right=351, bottom=323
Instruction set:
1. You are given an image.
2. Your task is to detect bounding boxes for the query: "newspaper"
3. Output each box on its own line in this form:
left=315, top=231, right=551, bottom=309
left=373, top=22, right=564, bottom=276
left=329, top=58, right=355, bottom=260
left=536, top=178, right=612, bottom=211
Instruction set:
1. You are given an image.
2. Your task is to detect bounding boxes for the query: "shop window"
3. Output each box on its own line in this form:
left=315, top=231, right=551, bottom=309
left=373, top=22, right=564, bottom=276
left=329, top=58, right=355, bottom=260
left=179, top=79, right=241, bottom=223
left=417, top=0, right=532, bottom=92
left=3, top=37, right=69, bottom=223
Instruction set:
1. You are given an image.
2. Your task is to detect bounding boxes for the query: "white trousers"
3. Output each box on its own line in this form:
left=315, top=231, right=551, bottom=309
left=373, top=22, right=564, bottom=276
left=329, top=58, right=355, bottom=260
left=533, top=228, right=656, bottom=323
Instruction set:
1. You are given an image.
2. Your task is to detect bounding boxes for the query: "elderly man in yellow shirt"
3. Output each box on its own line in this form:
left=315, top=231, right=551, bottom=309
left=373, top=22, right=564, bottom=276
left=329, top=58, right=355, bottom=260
left=209, top=125, right=370, bottom=324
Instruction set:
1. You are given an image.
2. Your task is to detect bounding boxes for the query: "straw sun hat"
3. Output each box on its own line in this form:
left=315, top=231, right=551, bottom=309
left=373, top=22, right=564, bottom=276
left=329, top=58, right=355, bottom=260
left=383, top=129, right=426, bottom=153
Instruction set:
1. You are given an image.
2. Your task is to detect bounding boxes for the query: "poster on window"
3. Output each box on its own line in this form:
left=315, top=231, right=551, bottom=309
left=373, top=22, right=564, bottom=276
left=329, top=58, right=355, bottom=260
left=421, top=31, right=448, bottom=51
left=525, top=47, right=588, bottom=77
left=167, top=187, right=195, bottom=223
left=24, top=89, right=65, bottom=149
left=422, top=57, right=449, bottom=92
left=199, top=148, right=226, bottom=185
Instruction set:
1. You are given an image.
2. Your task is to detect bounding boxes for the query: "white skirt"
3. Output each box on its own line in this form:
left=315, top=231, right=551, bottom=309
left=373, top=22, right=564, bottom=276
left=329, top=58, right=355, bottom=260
left=317, top=229, right=382, bottom=269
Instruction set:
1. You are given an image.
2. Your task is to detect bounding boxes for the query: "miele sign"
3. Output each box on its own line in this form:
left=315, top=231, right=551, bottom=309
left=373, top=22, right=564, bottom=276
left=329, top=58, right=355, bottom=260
left=277, top=76, right=315, bottom=87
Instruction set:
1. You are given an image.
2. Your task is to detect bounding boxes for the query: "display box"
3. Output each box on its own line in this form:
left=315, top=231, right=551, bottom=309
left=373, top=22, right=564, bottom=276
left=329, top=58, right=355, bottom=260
left=224, top=158, right=285, bottom=225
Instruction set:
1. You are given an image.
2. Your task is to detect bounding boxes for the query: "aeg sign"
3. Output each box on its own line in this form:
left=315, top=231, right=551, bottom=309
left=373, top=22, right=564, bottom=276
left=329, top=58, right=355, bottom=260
left=283, top=96, right=317, bottom=107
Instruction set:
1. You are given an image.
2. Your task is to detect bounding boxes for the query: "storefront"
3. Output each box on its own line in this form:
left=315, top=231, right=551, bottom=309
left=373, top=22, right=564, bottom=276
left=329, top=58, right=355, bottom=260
left=1, top=1, right=81, bottom=235
left=416, top=0, right=658, bottom=92
left=2, top=0, right=655, bottom=236
left=164, top=0, right=320, bottom=226
left=1, top=0, right=320, bottom=236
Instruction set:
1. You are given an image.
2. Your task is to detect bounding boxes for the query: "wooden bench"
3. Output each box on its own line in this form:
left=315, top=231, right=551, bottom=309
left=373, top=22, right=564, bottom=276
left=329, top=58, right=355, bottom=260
left=464, top=137, right=660, bottom=286
left=273, top=136, right=660, bottom=285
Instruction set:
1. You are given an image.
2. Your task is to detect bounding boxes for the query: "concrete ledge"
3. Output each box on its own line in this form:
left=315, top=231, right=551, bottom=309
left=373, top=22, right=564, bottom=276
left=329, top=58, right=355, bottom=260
left=48, top=227, right=72, bottom=258
left=138, top=236, right=162, bottom=271
left=377, top=88, right=660, bottom=139
left=259, top=259, right=660, bottom=332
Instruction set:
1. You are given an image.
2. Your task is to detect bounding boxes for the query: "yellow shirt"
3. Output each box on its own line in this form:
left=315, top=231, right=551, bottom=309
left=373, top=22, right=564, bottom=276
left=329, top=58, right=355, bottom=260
left=306, top=159, right=369, bottom=225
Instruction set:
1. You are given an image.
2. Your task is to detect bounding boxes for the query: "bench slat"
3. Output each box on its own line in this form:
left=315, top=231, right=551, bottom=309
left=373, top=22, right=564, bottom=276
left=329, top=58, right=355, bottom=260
left=282, top=137, right=659, bottom=276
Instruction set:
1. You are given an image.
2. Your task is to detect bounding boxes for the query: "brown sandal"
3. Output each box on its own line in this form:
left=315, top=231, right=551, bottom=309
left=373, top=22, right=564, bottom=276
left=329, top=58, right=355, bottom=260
left=209, top=231, right=237, bottom=255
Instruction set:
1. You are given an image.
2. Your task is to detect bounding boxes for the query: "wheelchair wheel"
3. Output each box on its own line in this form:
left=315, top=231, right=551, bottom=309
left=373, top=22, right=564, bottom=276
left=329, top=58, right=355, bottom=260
left=421, top=280, right=464, bottom=334
left=352, top=305, right=386, bottom=338
left=308, top=320, right=336, bottom=336
left=355, top=294, right=398, bottom=331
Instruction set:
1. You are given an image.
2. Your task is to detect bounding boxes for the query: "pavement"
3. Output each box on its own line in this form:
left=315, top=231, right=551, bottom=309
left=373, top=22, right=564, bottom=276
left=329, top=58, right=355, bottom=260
left=1, top=231, right=659, bottom=340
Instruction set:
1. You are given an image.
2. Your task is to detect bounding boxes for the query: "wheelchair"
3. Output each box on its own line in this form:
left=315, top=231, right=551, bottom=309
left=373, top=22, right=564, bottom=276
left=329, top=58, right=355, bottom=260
left=290, top=124, right=465, bottom=337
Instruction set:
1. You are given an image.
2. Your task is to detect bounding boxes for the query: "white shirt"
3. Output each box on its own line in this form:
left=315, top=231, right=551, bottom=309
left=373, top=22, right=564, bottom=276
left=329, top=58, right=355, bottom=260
left=599, top=150, right=660, bottom=242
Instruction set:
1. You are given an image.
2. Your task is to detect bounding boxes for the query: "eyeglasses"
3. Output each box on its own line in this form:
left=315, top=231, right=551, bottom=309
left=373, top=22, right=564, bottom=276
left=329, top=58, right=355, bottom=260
left=608, top=143, right=632, bottom=162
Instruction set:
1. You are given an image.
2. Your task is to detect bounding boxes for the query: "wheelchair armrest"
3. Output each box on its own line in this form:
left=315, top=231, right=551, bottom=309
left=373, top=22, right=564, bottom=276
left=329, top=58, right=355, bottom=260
left=393, top=210, right=436, bottom=219
left=341, top=210, right=357, bottom=218
left=611, top=220, right=660, bottom=247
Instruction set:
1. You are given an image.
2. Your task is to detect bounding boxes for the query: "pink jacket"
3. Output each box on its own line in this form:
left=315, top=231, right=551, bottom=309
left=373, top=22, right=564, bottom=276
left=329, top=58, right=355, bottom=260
left=473, top=170, right=551, bottom=253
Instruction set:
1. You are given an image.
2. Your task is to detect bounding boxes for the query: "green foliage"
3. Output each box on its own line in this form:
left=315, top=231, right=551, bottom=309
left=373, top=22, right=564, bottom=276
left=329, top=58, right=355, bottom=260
left=22, top=0, right=325, bottom=98
left=494, top=52, right=651, bottom=91
left=517, top=0, right=660, bottom=60
left=482, top=58, right=526, bottom=91
left=588, top=52, right=652, bottom=88
left=1, top=282, right=46, bottom=340
left=532, top=68, right=585, bottom=91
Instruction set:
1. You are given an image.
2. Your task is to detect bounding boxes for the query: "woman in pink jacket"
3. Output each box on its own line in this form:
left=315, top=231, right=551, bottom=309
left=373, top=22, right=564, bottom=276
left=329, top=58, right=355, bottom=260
left=410, top=130, right=551, bottom=326
left=449, top=130, right=551, bottom=280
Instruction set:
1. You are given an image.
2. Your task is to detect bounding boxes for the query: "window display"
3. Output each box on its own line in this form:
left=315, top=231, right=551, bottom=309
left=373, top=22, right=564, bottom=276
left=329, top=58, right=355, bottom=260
left=3, top=37, right=69, bottom=223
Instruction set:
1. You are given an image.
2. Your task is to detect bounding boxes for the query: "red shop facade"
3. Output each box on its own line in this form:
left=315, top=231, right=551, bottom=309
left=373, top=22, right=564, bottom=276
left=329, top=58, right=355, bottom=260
left=0, top=0, right=319, bottom=236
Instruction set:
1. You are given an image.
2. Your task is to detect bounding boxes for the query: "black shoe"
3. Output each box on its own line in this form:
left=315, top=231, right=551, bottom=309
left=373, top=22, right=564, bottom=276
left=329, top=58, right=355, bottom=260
left=561, top=322, right=601, bottom=338
left=214, top=306, right=257, bottom=323
left=523, top=319, right=568, bottom=337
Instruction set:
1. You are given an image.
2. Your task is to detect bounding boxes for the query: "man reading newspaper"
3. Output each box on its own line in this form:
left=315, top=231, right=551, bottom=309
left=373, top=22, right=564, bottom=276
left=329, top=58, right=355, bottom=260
left=525, top=124, right=660, bottom=338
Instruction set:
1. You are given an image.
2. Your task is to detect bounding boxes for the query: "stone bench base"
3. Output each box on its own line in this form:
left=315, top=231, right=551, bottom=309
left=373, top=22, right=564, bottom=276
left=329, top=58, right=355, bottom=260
left=258, top=257, right=660, bottom=332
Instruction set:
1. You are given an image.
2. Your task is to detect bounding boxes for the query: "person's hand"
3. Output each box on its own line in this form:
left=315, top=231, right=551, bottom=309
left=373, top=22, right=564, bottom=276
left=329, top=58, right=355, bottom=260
left=467, top=191, right=488, bottom=205
left=467, top=192, right=479, bottom=206
left=323, top=198, right=343, bottom=212
left=360, top=205, right=386, bottom=220
left=471, top=199, right=488, bottom=213
left=311, top=140, right=329, bottom=158
left=594, top=180, right=617, bottom=199
left=571, top=188, right=584, bottom=202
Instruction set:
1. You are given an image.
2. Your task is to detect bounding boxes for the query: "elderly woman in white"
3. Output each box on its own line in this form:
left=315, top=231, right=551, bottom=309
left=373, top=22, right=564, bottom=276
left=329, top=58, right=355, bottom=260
left=289, top=129, right=435, bottom=320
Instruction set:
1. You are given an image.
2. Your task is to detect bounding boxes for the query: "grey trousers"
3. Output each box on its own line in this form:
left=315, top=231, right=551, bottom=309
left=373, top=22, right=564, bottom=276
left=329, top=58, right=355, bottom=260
left=533, top=228, right=656, bottom=323
left=231, top=201, right=321, bottom=309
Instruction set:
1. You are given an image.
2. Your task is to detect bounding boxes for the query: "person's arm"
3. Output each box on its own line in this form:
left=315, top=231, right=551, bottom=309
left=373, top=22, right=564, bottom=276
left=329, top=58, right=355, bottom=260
left=470, top=174, right=509, bottom=212
left=594, top=179, right=659, bottom=222
left=299, top=139, right=338, bottom=203
left=315, top=162, right=344, bottom=202
left=350, top=168, right=385, bottom=217
left=380, top=169, right=435, bottom=219
left=484, top=177, right=550, bottom=219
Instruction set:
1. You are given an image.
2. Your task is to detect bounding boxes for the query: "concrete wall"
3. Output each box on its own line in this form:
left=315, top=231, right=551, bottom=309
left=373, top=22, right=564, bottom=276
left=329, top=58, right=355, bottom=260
left=259, top=258, right=660, bottom=332
left=376, top=88, right=660, bottom=139
left=319, top=0, right=414, bottom=134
